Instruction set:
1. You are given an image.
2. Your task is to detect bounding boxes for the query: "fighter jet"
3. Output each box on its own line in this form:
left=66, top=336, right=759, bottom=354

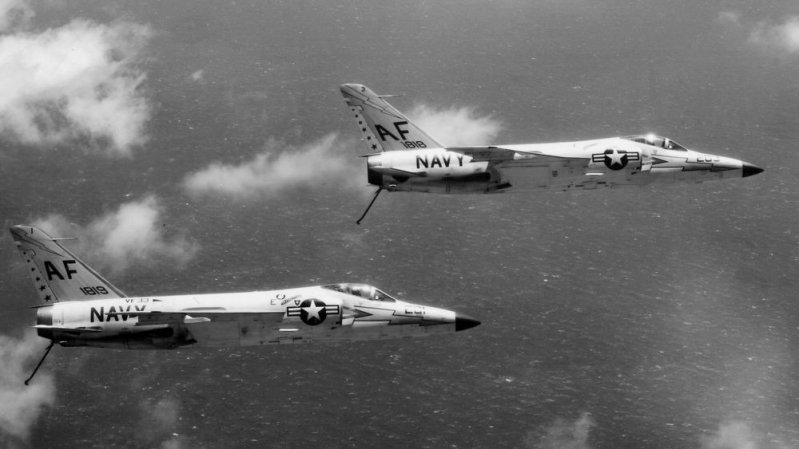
left=340, top=84, right=764, bottom=223
left=11, top=225, right=479, bottom=384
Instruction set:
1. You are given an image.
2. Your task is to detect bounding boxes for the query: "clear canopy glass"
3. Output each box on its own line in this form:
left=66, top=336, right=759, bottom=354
left=322, top=283, right=398, bottom=302
left=621, top=134, right=687, bottom=151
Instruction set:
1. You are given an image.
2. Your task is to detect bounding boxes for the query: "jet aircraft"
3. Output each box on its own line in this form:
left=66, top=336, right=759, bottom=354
left=340, top=84, right=764, bottom=223
left=11, top=225, right=479, bottom=384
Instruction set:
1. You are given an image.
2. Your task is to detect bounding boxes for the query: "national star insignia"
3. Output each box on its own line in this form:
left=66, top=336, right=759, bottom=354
left=591, top=148, right=640, bottom=171
left=605, top=149, right=626, bottom=168
left=286, top=299, right=341, bottom=326
left=303, top=300, right=323, bottom=321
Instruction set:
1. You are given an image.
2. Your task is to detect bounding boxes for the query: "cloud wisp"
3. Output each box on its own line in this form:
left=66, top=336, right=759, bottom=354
left=138, top=396, right=189, bottom=449
left=0, top=331, right=56, bottom=448
left=749, top=16, right=799, bottom=54
left=184, top=133, right=363, bottom=199
left=33, top=196, right=199, bottom=275
left=718, top=11, right=799, bottom=55
left=700, top=420, right=759, bottom=449
left=699, top=420, right=795, bottom=449
left=408, top=104, right=503, bottom=147
left=524, top=412, right=595, bottom=449
left=0, top=2, right=152, bottom=156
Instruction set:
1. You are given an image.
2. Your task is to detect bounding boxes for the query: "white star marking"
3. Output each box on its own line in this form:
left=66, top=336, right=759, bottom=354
left=303, top=300, right=323, bottom=321
left=606, top=149, right=625, bottom=168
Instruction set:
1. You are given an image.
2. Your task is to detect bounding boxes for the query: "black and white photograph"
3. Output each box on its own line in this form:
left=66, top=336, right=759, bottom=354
left=0, top=1, right=795, bottom=448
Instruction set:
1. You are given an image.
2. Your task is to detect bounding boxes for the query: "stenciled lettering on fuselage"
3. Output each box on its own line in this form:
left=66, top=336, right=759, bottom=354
left=375, top=121, right=410, bottom=141
left=44, top=260, right=77, bottom=280
left=416, top=154, right=465, bottom=169
left=375, top=121, right=428, bottom=149
left=90, top=304, right=147, bottom=322
left=591, top=149, right=640, bottom=170
left=270, top=293, right=301, bottom=306
left=79, top=286, right=110, bottom=296
left=286, top=299, right=340, bottom=326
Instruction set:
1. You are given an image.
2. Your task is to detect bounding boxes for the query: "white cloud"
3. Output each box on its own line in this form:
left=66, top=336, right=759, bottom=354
left=700, top=421, right=759, bottom=449
left=749, top=16, right=799, bottom=54
left=408, top=104, right=503, bottom=147
left=184, top=133, right=363, bottom=199
left=133, top=396, right=191, bottom=449
left=33, top=196, right=199, bottom=275
left=0, top=331, right=56, bottom=446
left=524, top=412, right=595, bottom=449
left=718, top=11, right=799, bottom=55
left=0, top=2, right=152, bottom=156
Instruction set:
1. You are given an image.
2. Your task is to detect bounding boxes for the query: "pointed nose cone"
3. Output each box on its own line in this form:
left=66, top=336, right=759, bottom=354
left=742, top=162, right=764, bottom=178
left=455, top=315, right=481, bottom=332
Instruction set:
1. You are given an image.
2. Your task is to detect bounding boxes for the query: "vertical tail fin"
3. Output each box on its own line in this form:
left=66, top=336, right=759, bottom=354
left=10, top=225, right=125, bottom=303
left=340, top=83, right=444, bottom=152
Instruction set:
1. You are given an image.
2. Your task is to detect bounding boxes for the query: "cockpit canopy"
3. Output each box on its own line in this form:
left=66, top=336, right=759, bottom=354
left=622, top=134, right=687, bottom=151
left=322, top=283, right=398, bottom=302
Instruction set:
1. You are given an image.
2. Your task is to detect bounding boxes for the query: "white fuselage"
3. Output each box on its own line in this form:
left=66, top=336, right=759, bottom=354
left=365, top=137, right=753, bottom=193
left=36, top=286, right=464, bottom=349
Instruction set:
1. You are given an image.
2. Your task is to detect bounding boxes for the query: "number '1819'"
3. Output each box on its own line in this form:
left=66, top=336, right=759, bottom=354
left=80, top=286, right=109, bottom=295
